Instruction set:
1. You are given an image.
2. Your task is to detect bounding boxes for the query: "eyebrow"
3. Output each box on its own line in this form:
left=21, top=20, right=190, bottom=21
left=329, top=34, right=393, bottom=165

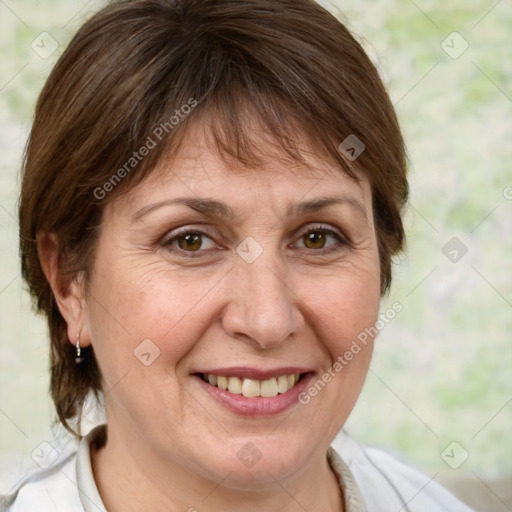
left=131, top=195, right=368, bottom=224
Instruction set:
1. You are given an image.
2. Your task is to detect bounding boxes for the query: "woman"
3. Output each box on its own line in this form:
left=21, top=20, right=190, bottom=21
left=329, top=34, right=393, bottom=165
left=5, top=0, right=474, bottom=510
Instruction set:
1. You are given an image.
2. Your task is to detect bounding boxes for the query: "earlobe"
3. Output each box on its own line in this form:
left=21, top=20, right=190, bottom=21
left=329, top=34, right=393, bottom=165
left=37, top=232, right=90, bottom=348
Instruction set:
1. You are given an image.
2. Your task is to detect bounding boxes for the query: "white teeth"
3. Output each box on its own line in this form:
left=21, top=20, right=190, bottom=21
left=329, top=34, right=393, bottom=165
left=260, top=378, right=278, bottom=397
left=277, top=375, right=288, bottom=393
left=241, top=378, right=260, bottom=397
left=202, top=373, right=302, bottom=397
left=227, top=376, right=242, bottom=394
left=217, top=375, right=228, bottom=390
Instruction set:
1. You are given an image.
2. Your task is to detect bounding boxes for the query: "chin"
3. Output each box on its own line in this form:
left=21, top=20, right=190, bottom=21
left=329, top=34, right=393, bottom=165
left=196, top=438, right=312, bottom=488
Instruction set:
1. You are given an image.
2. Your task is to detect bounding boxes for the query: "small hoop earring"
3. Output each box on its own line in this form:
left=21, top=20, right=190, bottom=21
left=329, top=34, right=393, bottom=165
left=75, top=332, right=85, bottom=364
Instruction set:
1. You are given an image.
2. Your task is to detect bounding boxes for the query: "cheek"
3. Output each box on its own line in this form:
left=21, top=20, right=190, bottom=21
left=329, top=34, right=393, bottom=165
left=283, top=268, right=381, bottom=440
left=308, top=264, right=381, bottom=353
left=85, top=256, right=220, bottom=387
left=84, top=262, right=222, bottom=432
left=304, top=265, right=379, bottom=387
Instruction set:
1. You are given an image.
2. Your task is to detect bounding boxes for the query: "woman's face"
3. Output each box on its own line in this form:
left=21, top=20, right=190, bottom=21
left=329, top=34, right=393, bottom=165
left=82, top=125, right=381, bottom=487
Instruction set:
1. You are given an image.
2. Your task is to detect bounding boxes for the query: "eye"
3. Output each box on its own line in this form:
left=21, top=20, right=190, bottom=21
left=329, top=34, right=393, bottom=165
left=163, top=229, right=217, bottom=253
left=293, top=226, right=347, bottom=251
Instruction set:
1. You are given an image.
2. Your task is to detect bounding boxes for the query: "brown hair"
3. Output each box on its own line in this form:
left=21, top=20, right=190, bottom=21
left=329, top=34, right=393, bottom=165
left=19, top=0, right=408, bottom=434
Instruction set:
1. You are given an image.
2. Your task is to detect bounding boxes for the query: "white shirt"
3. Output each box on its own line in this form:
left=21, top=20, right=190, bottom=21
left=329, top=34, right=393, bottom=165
left=2, top=425, right=474, bottom=511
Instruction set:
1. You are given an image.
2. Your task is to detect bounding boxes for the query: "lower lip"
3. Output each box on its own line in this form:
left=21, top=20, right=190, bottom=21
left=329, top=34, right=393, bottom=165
left=193, top=373, right=316, bottom=417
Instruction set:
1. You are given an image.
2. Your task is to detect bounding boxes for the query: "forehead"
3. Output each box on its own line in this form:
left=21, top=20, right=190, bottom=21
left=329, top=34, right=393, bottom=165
left=110, top=119, right=371, bottom=221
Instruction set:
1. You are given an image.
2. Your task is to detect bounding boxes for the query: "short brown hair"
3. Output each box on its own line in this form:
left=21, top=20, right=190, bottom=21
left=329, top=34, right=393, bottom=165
left=19, top=0, right=408, bottom=434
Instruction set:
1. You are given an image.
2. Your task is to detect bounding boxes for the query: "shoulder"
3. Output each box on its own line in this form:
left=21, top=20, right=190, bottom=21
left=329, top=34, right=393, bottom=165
left=1, top=452, right=83, bottom=511
left=2, top=425, right=108, bottom=512
left=331, top=435, right=475, bottom=512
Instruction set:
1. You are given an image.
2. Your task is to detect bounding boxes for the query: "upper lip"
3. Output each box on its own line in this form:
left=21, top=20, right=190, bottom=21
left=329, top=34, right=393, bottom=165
left=193, top=366, right=315, bottom=381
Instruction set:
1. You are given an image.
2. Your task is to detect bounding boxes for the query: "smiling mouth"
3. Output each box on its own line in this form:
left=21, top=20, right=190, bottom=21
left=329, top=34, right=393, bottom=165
left=198, top=373, right=305, bottom=398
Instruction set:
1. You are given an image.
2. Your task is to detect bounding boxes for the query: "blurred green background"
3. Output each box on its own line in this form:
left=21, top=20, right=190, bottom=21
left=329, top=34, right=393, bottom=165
left=1, top=0, right=511, bottom=509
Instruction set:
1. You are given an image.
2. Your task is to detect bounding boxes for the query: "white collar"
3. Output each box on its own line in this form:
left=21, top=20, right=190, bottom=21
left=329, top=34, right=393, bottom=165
left=76, top=425, right=108, bottom=512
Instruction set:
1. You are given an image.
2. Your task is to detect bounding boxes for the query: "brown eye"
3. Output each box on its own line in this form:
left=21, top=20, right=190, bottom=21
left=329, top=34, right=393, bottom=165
left=163, top=230, right=217, bottom=254
left=303, top=231, right=327, bottom=249
left=177, top=233, right=203, bottom=251
left=294, top=227, right=346, bottom=252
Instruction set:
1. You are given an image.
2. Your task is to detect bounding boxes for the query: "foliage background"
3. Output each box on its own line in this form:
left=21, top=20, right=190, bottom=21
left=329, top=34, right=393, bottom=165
left=1, top=0, right=511, bottom=507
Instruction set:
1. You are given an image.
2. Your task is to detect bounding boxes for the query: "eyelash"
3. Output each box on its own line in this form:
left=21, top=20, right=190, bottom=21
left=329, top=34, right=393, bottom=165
left=160, top=225, right=349, bottom=257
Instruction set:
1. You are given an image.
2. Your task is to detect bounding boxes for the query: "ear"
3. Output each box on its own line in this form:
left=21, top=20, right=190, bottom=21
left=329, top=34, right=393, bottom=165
left=37, top=232, right=90, bottom=348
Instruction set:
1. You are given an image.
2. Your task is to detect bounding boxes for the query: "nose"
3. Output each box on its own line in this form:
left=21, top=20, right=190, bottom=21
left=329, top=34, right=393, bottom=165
left=221, top=256, right=304, bottom=350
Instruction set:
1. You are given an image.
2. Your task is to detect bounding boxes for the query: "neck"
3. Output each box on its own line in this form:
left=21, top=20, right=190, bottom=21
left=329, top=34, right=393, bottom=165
left=91, top=426, right=344, bottom=512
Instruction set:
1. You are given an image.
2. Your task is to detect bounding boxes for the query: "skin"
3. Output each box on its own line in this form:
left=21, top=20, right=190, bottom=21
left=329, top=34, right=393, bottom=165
left=40, top=123, right=382, bottom=512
